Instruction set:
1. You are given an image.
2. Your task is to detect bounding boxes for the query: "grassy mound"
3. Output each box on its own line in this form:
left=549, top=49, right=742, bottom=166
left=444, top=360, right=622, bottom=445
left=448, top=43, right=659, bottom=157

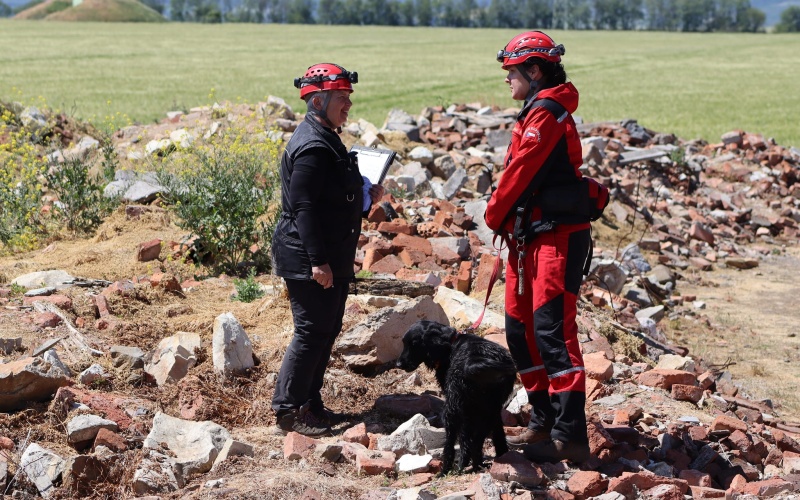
left=15, top=0, right=165, bottom=21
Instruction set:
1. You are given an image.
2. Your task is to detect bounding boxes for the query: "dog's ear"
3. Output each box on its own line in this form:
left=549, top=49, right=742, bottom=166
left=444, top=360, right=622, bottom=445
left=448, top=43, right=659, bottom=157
left=421, top=322, right=456, bottom=363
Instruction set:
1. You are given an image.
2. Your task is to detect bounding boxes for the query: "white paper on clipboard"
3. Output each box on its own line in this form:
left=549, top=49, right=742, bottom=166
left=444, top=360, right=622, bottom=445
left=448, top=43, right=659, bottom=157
left=350, top=144, right=396, bottom=185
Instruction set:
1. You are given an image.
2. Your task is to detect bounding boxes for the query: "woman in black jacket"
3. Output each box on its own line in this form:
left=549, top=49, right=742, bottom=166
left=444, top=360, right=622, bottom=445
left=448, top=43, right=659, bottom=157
left=271, top=63, right=383, bottom=436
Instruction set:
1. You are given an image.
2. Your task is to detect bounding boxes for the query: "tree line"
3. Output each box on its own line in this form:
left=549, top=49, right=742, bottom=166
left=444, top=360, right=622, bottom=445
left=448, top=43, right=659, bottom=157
left=3, top=0, right=800, bottom=32
left=161, top=0, right=800, bottom=32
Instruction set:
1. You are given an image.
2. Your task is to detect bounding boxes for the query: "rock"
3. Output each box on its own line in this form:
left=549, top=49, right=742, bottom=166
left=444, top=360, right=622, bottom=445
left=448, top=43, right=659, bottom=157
left=335, top=296, right=449, bottom=369
left=396, top=453, right=432, bottom=473
left=20, top=443, right=65, bottom=498
left=62, top=454, right=108, bottom=495
left=356, top=449, right=396, bottom=475
left=656, top=354, right=695, bottom=372
left=211, top=439, right=254, bottom=468
left=671, top=384, right=703, bottom=403
left=377, top=414, right=445, bottom=456
left=725, top=257, right=759, bottom=269
left=567, top=470, right=608, bottom=498
left=489, top=451, right=543, bottom=486
left=142, top=412, right=230, bottom=476
left=635, top=369, right=696, bottom=390
left=433, top=286, right=504, bottom=329
left=144, top=332, right=202, bottom=386
left=374, top=393, right=444, bottom=419
left=66, top=414, right=119, bottom=444
left=442, top=168, right=468, bottom=199
left=78, top=364, right=108, bottom=386
left=635, top=305, right=665, bottom=323
left=589, top=260, right=627, bottom=295
left=42, top=349, right=72, bottom=376
left=284, top=432, right=321, bottom=461
left=212, top=312, right=254, bottom=377
left=0, top=356, right=71, bottom=411
left=409, top=146, right=434, bottom=166
left=136, top=239, right=162, bottom=262
left=110, top=345, right=145, bottom=370
left=11, top=270, right=74, bottom=290
left=133, top=448, right=185, bottom=495
left=584, top=352, right=614, bottom=381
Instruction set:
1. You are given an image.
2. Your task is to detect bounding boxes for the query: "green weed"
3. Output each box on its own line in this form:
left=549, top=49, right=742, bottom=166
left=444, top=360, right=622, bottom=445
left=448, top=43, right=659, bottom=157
left=232, top=269, right=265, bottom=303
left=44, top=156, right=117, bottom=234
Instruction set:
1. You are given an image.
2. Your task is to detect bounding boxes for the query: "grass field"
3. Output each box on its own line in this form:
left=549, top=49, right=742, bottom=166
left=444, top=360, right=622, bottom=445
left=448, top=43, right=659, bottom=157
left=2, top=20, right=799, bottom=146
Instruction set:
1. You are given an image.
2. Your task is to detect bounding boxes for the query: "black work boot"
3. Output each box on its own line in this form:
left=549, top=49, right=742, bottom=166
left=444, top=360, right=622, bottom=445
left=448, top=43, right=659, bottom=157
left=276, top=405, right=331, bottom=437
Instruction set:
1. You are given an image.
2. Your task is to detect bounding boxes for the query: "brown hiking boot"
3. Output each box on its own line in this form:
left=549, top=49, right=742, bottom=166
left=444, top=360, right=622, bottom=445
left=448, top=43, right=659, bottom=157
left=522, top=439, right=591, bottom=464
left=506, top=428, right=551, bottom=449
left=276, top=406, right=332, bottom=437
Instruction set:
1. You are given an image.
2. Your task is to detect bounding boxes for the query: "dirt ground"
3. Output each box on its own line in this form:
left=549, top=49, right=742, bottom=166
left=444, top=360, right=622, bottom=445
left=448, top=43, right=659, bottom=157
left=676, top=245, right=800, bottom=420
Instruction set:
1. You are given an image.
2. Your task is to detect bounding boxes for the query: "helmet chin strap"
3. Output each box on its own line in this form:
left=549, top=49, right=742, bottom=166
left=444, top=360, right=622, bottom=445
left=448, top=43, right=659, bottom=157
left=307, top=92, right=342, bottom=133
left=519, top=64, right=539, bottom=105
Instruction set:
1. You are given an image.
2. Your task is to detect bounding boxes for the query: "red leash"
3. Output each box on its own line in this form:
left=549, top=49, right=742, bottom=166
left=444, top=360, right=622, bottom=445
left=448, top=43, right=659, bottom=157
left=462, top=234, right=506, bottom=334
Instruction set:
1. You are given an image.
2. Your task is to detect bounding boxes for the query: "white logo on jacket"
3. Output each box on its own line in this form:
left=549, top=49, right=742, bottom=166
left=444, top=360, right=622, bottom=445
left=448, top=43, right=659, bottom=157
left=524, top=126, right=541, bottom=143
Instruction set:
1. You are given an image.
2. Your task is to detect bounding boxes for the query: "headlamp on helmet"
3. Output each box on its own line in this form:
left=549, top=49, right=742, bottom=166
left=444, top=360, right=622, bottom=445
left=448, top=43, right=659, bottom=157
left=497, top=31, right=565, bottom=68
left=294, top=63, right=358, bottom=99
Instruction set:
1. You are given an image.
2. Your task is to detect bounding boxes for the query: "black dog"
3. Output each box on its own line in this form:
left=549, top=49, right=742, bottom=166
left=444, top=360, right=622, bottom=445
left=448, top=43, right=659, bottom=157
left=396, top=320, right=517, bottom=475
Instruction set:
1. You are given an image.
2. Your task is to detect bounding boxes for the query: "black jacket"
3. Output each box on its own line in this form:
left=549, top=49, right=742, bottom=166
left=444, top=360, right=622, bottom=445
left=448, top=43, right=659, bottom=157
left=271, top=115, right=364, bottom=281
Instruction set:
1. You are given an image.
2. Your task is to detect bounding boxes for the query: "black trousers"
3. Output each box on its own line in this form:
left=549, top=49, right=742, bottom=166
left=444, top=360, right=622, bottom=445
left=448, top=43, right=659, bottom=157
left=271, top=278, right=349, bottom=414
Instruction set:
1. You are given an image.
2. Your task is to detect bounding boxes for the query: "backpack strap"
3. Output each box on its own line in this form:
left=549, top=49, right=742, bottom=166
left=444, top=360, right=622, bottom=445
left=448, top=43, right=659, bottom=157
left=518, top=97, right=569, bottom=123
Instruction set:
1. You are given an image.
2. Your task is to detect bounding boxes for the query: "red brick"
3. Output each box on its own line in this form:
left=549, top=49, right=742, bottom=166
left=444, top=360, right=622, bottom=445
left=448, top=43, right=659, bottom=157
left=391, top=233, right=432, bottom=255
left=642, top=483, right=683, bottom=500
left=580, top=335, right=615, bottom=360
left=101, top=280, right=136, bottom=297
left=489, top=450, right=543, bottom=486
left=136, top=239, right=162, bottom=262
left=473, top=253, right=500, bottom=293
left=709, top=415, right=747, bottom=433
left=94, top=428, right=127, bottom=452
left=398, top=248, right=426, bottom=267
left=584, top=352, right=613, bottom=382
left=727, top=473, right=747, bottom=493
left=456, top=261, right=471, bottom=294
left=689, top=486, right=726, bottom=498
left=342, top=423, right=369, bottom=447
left=362, top=248, right=384, bottom=271
left=784, top=450, right=800, bottom=474
left=150, top=272, right=181, bottom=292
left=607, top=472, right=689, bottom=497
left=635, top=369, right=696, bottom=390
left=23, top=295, right=73, bottom=311
left=434, top=246, right=461, bottom=266
left=34, top=312, right=61, bottom=328
left=368, top=254, right=405, bottom=275
left=433, top=211, right=453, bottom=226
left=284, top=432, right=321, bottom=461
left=772, top=429, right=800, bottom=453
left=678, top=469, right=711, bottom=487
left=741, top=477, right=794, bottom=496
left=567, top=470, right=607, bottom=499
left=355, top=449, right=395, bottom=475
left=377, top=220, right=415, bottom=235
left=688, top=425, right=708, bottom=442
left=587, top=419, right=615, bottom=455
left=665, top=448, right=691, bottom=470
left=0, top=436, right=14, bottom=450
left=367, top=204, right=387, bottom=223
left=671, top=384, right=703, bottom=403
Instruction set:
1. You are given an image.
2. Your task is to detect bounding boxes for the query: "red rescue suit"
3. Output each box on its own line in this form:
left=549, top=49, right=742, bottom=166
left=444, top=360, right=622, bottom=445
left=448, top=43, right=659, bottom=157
left=485, top=82, right=591, bottom=445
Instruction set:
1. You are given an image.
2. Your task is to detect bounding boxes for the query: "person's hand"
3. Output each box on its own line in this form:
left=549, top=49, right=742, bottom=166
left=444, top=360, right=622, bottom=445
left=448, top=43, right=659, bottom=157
left=368, top=185, right=385, bottom=205
left=312, top=264, right=334, bottom=289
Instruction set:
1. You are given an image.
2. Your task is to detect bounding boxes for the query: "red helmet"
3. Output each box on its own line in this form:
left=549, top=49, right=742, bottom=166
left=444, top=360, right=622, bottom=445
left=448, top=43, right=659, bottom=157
left=294, top=63, right=358, bottom=99
left=497, top=31, right=565, bottom=69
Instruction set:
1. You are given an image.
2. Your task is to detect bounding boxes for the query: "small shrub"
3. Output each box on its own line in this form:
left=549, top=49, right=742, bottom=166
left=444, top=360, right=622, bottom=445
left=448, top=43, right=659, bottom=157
left=232, top=269, right=264, bottom=303
left=157, top=119, right=280, bottom=275
left=355, top=270, right=374, bottom=279
left=9, top=283, right=26, bottom=296
left=44, top=156, right=117, bottom=234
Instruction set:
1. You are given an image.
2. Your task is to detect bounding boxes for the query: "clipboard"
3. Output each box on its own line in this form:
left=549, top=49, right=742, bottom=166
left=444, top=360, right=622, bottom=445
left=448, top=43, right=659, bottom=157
left=350, top=144, right=396, bottom=185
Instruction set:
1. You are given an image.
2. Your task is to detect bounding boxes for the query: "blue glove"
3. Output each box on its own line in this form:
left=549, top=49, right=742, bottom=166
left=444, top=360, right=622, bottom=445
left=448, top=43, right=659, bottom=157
left=362, top=176, right=373, bottom=211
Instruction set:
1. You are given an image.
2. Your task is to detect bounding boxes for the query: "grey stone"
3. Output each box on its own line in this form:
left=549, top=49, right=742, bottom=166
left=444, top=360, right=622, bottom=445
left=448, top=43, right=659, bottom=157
left=408, top=146, right=433, bottom=166
left=336, top=296, right=449, bottom=369
left=23, top=287, right=56, bottom=297
left=133, top=448, right=185, bottom=495
left=594, top=394, right=628, bottom=407
left=66, top=414, right=118, bottom=444
left=636, top=305, right=665, bottom=323
left=430, top=154, right=456, bottom=180
left=78, top=363, right=107, bottom=386
left=211, top=438, right=255, bottom=469
left=42, top=349, right=71, bottom=376
left=377, top=414, right=445, bottom=456
left=395, top=453, right=432, bottom=473
left=656, top=354, right=696, bottom=372
left=212, top=313, right=254, bottom=377
left=442, top=168, right=468, bottom=199
left=428, top=237, right=470, bottom=259
left=1, top=337, right=22, bottom=355
left=434, top=286, right=505, bottom=330
left=647, top=265, right=674, bottom=285
left=144, top=332, right=201, bottom=386
left=111, top=345, right=145, bottom=370
left=385, top=123, right=420, bottom=142
left=20, top=106, right=47, bottom=130
left=620, top=243, right=651, bottom=273
left=505, top=387, right=529, bottom=414
left=12, top=270, right=74, bottom=290
left=589, top=260, right=627, bottom=295
left=623, top=286, right=653, bottom=307
left=618, top=148, right=666, bottom=165
left=20, top=443, right=65, bottom=498
left=143, top=412, right=230, bottom=477
left=487, top=129, right=511, bottom=150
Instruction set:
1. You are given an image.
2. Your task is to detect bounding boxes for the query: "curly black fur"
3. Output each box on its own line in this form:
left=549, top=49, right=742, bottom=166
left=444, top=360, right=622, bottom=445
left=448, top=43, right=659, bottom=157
left=396, top=320, right=517, bottom=475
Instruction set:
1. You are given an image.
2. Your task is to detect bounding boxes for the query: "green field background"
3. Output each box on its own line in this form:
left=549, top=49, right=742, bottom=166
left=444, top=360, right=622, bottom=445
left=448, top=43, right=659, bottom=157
left=2, top=20, right=799, bottom=147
